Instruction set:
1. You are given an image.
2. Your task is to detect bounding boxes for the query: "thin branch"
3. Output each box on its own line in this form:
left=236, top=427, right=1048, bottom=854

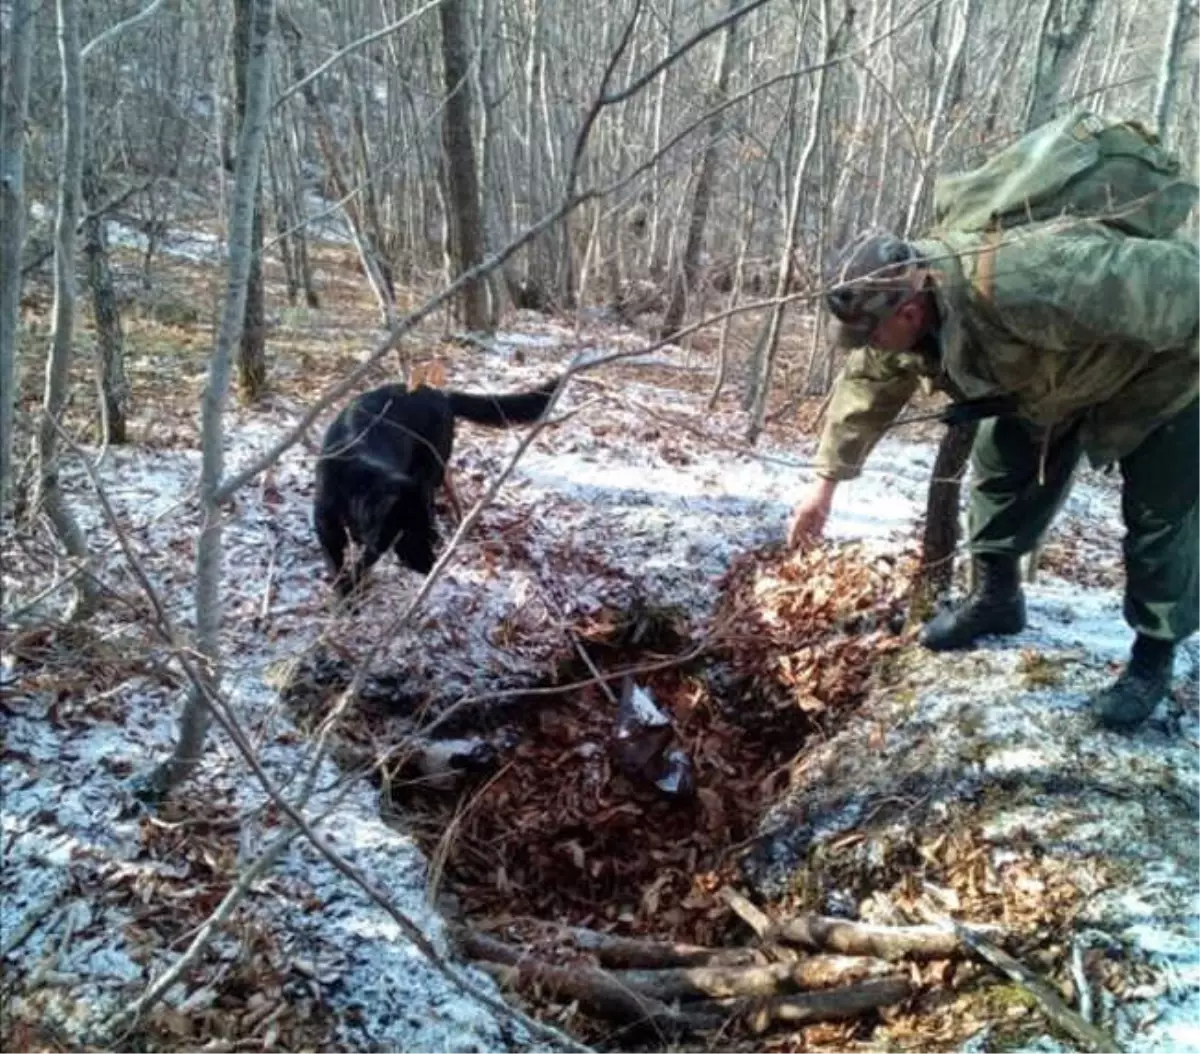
left=81, top=0, right=171, bottom=60
left=272, top=0, right=447, bottom=109
left=100, top=829, right=297, bottom=1039
left=599, top=0, right=776, bottom=107
left=51, top=422, right=590, bottom=1054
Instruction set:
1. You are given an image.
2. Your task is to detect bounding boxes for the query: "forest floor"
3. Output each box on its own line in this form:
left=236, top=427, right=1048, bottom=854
left=2, top=233, right=1197, bottom=1053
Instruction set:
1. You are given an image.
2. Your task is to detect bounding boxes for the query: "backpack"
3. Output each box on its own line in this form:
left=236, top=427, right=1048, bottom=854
left=931, top=111, right=1199, bottom=240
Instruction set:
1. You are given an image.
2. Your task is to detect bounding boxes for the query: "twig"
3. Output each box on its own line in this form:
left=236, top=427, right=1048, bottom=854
left=259, top=537, right=278, bottom=621
left=273, top=0, right=446, bottom=108
left=98, top=829, right=298, bottom=1041
left=1072, top=937, right=1094, bottom=1024
left=569, top=634, right=619, bottom=705
left=916, top=903, right=1122, bottom=1053
left=81, top=0, right=170, bottom=60
left=418, top=635, right=717, bottom=738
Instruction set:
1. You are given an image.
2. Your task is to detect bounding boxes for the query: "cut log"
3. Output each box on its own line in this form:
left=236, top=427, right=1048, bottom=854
left=476, top=960, right=724, bottom=1034
left=612, top=955, right=900, bottom=1001
left=772, top=914, right=963, bottom=961
left=459, top=924, right=760, bottom=970
left=558, top=925, right=761, bottom=969
left=745, top=976, right=912, bottom=1032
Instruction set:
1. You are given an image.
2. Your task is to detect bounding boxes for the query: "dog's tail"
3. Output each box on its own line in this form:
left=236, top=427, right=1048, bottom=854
left=444, top=377, right=560, bottom=428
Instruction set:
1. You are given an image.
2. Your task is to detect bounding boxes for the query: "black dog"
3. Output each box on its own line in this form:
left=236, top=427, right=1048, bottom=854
left=313, top=377, right=558, bottom=596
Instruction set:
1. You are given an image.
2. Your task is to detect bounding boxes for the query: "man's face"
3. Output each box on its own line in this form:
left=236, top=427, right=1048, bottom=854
left=869, top=297, right=925, bottom=352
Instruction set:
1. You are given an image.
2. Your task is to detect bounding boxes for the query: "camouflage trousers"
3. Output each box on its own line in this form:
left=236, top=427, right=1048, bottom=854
left=968, top=399, right=1199, bottom=643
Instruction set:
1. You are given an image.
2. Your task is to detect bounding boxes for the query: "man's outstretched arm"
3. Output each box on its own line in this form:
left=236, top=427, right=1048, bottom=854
left=789, top=346, right=921, bottom=547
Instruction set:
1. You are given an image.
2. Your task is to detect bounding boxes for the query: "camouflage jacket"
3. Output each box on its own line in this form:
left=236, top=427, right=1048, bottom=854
left=815, top=221, right=1200, bottom=480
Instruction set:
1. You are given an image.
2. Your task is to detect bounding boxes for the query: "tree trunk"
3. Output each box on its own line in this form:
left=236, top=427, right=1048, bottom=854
left=1024, top=0, right=1100, bottom=131
left=1152, top=0, right=1193, bottom=144
left=902, top=0, right=977, bottom=236
left=660, top=0, right=740, bottom=341
left=234, top=0, right=267, bottom=403
left=745, top=0, right=841, bottom=442
left=36, top=0, right=98, bottom=621
left=82, top=163, right=129, bottom=445
left=278, top=11, right=392, bottom=324
left=283, top=109, right=319, bottom=308
left=152, top=0, right=274, bottom=795
left=0, top=0, right=34, bottom=512
left=439, top=0, right=491, bottom=331
left=266, top=134, right=299, bottom=306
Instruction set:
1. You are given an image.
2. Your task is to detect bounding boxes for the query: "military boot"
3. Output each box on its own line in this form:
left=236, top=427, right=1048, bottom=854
left=1093, top=635, right=1174, bottom=731
left=921, top=554, right=1026, bottom=651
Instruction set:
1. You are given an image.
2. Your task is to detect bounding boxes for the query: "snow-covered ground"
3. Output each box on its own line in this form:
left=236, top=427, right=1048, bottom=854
left=2, top=320, right=1197, bottom=1051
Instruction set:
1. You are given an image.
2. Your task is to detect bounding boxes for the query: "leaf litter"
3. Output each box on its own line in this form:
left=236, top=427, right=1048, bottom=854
left=1, top=298, right=1197, bottom=1052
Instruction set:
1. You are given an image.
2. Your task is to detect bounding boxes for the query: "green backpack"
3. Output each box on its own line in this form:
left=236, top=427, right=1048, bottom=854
left=932, top=110, right=1199, bottom=239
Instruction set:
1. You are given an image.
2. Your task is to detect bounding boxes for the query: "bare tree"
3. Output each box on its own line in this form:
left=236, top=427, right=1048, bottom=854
left=0, top=0, right=34, bottom=511
left=235, top=0, right=268, bottom=403
left=439, top=0, right=493, bottom=330
left=1025, top=0, right=1101, bottom=129
left=35, top=0, right=98, bottom=621
left=902, top=0, right=978, bottom=235
left=660, top=0, right=740, bottom=341
left=152, top=0, right=275, bottom=795
left=81, top=162, right=129, bottom=445
left=745, top=0, right=845, bottom=442
left=1152, top=0, right=1196, bottom=143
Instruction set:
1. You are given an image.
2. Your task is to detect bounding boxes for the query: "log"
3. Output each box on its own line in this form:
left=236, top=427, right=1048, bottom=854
left=464, top=933, right=910, bottom=1037
left=612, top=955, right=900, bottom=1001
left=558, top=925, right=761, bottom=969
left=748, top=976, right=912, bottom=1032
left=476, top=960, right=724, bottom=1034
left=772, top=914, right=963, bottom=961
left=459, top=924, right=760, bottom=970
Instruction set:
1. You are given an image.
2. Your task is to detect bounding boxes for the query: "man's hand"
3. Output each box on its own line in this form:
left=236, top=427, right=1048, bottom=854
left=787, top=477, right=838, bottom=549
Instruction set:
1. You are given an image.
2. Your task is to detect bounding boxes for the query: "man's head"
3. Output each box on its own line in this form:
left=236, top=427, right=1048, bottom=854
left=825, top=230, right=933, bottom=352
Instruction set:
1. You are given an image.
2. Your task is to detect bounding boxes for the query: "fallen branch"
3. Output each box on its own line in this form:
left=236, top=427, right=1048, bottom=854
left=459, top=927, right=757, bottom=970
left=917, top=905, right=1122, bottom=1054
left=739, top=976, right=912, bottom=1033
left=415, top=632, right=720, bottom=739
left=479, top=957, right=910, bottom=1037
left=772, top=913, right=963, bottom=961
left=556, top=925, right=760, bottom=970
left=612, top=956, right=901, bottom=1001
left=477, top=959, right=723, bottom=1036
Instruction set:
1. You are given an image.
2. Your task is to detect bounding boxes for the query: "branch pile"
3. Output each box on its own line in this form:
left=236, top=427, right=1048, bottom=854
left=455, top=915, right=924, bottom=1041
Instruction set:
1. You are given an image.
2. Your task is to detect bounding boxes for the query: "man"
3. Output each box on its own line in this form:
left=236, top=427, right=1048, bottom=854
left=788, top=223, right=1199, bottom=731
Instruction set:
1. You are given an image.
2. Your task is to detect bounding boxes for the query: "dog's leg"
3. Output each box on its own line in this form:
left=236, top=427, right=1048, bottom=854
left=442, top=468, right=464, bottom=524
left=315, top=499, right=353, bottom=595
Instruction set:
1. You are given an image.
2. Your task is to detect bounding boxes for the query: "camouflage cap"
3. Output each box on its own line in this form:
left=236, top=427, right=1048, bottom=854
left=825, top=230, right=924, bottom=348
